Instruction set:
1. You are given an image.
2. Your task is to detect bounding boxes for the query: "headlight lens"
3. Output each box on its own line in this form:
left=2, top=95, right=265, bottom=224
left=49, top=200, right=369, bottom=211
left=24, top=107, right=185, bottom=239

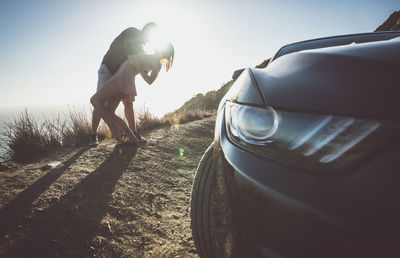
left=227, top=102, right=279, bottom=145
left=225, top=101, right=395, bottom=174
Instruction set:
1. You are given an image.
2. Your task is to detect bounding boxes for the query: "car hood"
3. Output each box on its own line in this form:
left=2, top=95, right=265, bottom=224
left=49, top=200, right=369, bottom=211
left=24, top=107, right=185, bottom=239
left=252, top=37, right=400, bottom=122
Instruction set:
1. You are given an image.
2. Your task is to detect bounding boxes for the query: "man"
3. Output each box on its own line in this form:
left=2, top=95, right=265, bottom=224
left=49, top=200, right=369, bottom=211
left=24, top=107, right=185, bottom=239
left=89, top=22, right=157, bottom=146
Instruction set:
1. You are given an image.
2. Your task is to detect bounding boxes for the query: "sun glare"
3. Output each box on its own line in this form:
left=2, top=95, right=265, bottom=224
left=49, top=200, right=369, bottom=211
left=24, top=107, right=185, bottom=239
left=143, top=27, right=170, bottom=54
left=114, top=1, right=221, bottom=117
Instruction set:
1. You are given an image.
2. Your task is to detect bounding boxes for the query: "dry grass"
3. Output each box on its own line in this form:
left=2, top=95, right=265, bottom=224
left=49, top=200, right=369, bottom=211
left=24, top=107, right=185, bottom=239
left=136, top=106, right=169, bottom=132
left=61, top=108, right=109, bottom=147
left=1, top=109, right=110, bottom=162
left=2, top=110, right=60, bottom=162
left=0, top=103, right=216, bottom=163
left=136, top=106, right=215, bottom=132
left=162, top=110, right=215, bottom=125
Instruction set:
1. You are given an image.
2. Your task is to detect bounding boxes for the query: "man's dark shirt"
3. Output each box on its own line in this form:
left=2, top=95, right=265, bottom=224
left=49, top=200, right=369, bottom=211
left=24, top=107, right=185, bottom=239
left=101, top=27, right=145, bottom=74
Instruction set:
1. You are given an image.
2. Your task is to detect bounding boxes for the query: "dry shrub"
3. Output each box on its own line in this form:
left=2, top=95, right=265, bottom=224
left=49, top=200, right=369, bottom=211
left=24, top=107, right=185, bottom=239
left=2, top=108, right=111, bottom=162
left=98, top=123, right=112, bottom=140
left=0, top=141, right=7, bottom=161
left=62, top=108, right=92, bottom=147
left=2, top=103, right=215, bottom=162
left=162, top=109, right=215, bottom=125
left=61, top=107, right=110, bottom=146
left=136, top=106, right=168, bottom=132
left=3, top=110, right=61, bottom=162
left=135, top=106, right=214, bottom=132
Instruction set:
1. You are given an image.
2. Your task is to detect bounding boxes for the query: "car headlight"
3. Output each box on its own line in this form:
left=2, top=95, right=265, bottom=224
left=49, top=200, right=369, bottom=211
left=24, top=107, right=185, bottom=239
left=226, top=102, right=279, bottom=145
left=225, top=101, right=396, bottom=174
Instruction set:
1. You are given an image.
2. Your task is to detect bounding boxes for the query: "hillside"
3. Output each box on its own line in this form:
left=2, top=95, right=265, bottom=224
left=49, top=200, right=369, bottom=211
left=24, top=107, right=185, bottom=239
left=375, top=10, right=400, bottom=31
left=165, top=80, right=235, bottom=117
left=0, top=117, right=215, bottom=257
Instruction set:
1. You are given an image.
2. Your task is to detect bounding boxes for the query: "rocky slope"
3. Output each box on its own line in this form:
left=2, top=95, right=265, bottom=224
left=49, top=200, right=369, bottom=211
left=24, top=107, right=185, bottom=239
left=375, top=10, right=400, bottom=31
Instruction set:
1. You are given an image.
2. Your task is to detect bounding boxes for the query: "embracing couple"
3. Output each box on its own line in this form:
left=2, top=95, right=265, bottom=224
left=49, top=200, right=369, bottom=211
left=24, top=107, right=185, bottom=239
left=89, top=22, right=174, bottom=146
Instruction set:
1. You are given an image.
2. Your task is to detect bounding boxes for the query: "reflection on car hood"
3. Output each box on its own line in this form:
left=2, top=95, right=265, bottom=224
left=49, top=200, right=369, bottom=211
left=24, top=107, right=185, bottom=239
left=252, top=38, right=400, bottom=122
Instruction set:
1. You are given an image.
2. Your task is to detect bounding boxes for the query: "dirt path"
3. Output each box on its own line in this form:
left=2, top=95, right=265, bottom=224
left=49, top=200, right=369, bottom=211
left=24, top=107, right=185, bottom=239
left=0, top=116, right=215, bottom=257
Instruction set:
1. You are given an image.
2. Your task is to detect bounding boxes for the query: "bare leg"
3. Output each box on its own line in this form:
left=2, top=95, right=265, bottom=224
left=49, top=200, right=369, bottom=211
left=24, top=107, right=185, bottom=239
left=122, top=98, right=136, bottom=132
left=90, top=83, right=138, bottom=144
left=106, top=97, right=137, bottom=142
left=106, top=97, right=121, bottom=113
left=91, top=98, right=118, bottom=135
left=110, top=113, right=137, bottom=144
left=112, top=115, right=136, bottom=141
left=91, top=103, right=103, bottom=135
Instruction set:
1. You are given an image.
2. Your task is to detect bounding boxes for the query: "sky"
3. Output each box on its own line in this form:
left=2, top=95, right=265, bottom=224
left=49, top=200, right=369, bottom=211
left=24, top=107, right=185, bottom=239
left=0, top=0, right=398, bottom=117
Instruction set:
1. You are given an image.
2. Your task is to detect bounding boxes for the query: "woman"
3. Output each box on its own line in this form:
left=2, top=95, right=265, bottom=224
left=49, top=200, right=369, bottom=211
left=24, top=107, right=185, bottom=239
left=90, top=43, right=174, bottom=144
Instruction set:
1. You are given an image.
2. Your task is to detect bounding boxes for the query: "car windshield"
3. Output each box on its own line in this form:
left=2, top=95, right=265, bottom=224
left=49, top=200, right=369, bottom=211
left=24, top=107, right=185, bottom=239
left=272, top=32, right=400, bottom=61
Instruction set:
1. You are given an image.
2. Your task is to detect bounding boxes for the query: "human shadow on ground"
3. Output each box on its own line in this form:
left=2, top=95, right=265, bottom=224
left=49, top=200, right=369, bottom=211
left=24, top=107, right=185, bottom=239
left=2, top=144, right=137, bottom=258
left=0, top=147, right=90, bottom=236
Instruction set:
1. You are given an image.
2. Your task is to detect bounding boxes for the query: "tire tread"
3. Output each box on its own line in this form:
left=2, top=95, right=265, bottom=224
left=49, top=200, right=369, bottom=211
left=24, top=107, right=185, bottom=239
left=190, top=143, right=216, bottom=258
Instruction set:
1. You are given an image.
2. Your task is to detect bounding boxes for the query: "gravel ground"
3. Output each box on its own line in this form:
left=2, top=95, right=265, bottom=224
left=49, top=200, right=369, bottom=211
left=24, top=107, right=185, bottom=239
left=0, top=116, right=215, bottom=257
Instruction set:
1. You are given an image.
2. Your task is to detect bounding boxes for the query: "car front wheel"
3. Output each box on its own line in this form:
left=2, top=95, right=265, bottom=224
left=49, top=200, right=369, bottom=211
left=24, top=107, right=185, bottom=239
left=190, top=143, right=242, bottom=257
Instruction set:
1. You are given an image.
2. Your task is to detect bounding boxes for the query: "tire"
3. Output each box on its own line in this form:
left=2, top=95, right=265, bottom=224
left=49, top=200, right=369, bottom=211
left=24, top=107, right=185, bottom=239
left=190, top=143, right=217, bottom=258
left=191, top=142, right=243, bottom=257
left=191, top=144, right=360, bottom=257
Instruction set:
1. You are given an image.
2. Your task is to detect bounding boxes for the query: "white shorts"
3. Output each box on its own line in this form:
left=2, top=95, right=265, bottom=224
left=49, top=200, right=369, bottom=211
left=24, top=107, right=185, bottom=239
left=96, top=64, right=113, bottom=92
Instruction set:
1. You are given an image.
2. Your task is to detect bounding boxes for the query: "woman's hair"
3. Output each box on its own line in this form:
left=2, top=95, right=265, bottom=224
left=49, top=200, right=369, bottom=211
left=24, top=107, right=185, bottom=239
left=160, top=42, right=174, bottom=72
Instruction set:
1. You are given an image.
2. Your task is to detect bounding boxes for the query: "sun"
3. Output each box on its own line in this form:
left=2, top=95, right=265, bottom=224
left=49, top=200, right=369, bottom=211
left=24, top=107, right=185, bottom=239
left=143, top=27, right=170, bottom=55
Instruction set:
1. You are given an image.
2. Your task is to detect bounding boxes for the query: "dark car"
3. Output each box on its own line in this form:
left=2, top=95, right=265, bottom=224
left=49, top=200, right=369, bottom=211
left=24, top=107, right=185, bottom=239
left=190, top=31, right=400, bottom=258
